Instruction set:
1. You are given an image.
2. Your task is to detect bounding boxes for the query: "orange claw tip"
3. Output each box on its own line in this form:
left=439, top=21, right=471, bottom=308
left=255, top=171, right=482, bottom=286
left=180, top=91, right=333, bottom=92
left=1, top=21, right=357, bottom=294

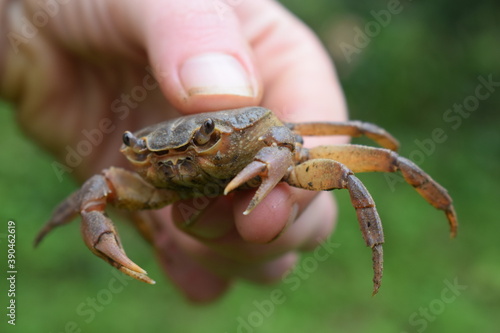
left=94, top=233, right=146, bottom=275
left=224, top=176, right=246, bottom=196
left=242, top=203, right=256, bottom=216
left=223, top=182, right=238, bottom=196
left=119, top=267, right=156, bottom=285
left=119, top=266, right=156, bottom=285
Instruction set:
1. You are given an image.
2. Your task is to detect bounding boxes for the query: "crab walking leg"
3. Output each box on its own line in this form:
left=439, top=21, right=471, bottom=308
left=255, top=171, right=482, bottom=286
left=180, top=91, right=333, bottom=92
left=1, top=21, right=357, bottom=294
left=35, top=167, right=182, bottom=284
left=34, top=191, right=81, bottom=246
left=286, top=121, right=400, bottom=151
left=308, top=144, right=458, bottom=237
left=286, top=159, right=384, bottom=295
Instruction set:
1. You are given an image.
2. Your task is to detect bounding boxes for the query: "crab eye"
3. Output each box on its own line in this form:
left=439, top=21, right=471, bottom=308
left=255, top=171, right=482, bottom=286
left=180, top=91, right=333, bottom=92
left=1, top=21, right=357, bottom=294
left=122, top=132, right=133, bottom=146
left=122, top=131, right=146, bottom=152
left=203, top=118, right=215, bottom=133
left=194, top=118, right=215, bottom=146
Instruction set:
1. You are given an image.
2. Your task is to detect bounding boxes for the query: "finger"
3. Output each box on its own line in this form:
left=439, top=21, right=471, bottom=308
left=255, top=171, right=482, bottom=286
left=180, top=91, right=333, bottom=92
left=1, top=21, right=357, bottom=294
left=238, top=252, right=298, bottom=284
left=237, top=0, right=348, bottom=131
left=41, top=0, right=263, bottom=111
left=173, top=226, right=299, bottom=284
left=171, top=183, right=331, bottom=247
left=207, top=191, right=337, bottom=259
left=150, top=209, right=231, bottom=303
left=294, top=191, right=338, bottom=251
left=232, top=183, right=303, bottom=243
left=140, top=0, right=263, bottom=112
left=171, top=193, right=336, bottom=283
left=167, top=193, right=336, bottom=286
left=171, top=195, right=235, bottom=239
left=170, top=189, right=336, bottom=259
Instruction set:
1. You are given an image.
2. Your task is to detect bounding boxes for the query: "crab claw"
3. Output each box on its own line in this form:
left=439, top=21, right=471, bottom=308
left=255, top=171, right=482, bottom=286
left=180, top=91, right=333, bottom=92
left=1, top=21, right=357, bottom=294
left=224, top=146, right=293, bottom=215
left=81, top=211, right=155, bottom=284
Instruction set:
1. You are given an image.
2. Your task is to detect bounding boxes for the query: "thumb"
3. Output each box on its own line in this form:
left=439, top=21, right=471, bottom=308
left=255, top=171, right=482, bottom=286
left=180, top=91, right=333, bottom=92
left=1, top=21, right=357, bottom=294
left=141, top=0, right=262, bottom=113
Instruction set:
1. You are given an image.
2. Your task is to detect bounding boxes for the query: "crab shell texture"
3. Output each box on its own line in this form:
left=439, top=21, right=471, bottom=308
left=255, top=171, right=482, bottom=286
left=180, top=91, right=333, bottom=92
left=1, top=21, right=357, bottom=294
left=121, top=107, right=288, bottom=191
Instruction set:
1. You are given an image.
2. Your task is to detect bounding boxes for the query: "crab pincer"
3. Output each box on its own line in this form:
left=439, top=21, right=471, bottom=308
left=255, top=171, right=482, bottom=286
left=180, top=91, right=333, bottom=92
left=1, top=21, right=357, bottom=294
left=35, top=173, right=155, bottom=284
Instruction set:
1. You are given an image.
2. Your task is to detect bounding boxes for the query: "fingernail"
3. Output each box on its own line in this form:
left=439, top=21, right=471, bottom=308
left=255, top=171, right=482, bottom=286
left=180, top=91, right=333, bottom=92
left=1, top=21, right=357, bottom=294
left=180, top=52, right=254, bottom=97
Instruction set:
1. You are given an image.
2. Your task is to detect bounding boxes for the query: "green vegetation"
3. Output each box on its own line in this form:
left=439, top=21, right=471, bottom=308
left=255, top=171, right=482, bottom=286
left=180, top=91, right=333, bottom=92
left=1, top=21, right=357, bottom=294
left=1, top=1, right=499, bottom=332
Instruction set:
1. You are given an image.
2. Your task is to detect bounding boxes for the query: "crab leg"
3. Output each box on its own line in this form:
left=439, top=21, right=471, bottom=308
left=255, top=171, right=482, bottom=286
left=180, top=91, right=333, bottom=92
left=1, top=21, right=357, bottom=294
left=224, top=146, right=294, bottom=214
left=286, top=159, right=384, bottom=295
left=287, top=121, right=400, bottom=151
left=34, top=191, right=81, bottom=244
left=35, top=167, right=182, bottom=284
left=307, top=144, right=458, bottom=237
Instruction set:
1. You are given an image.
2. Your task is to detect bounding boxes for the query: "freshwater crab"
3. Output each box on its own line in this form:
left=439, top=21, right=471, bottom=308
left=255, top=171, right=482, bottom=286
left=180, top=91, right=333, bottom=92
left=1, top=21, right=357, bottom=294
left=35, top=106, right=457, bottom=295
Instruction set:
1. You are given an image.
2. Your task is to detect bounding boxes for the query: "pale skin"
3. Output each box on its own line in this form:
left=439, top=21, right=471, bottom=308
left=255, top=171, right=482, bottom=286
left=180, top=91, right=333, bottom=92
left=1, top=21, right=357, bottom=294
left=1, top=0, right=349, bottom=302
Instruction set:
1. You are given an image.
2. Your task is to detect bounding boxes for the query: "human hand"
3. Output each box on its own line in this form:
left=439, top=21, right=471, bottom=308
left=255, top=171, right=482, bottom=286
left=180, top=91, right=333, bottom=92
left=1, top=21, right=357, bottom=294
left=1, top=0, right=348, bottom=302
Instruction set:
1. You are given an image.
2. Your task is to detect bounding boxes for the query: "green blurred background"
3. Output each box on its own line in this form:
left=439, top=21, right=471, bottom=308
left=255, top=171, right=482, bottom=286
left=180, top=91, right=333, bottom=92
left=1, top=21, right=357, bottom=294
left=1, top=0, right=499, bottom=332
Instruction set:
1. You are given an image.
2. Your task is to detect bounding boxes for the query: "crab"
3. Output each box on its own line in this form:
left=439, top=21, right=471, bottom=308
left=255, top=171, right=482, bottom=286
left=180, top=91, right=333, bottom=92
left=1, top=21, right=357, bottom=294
left=35, top=106, right=457, bottom=295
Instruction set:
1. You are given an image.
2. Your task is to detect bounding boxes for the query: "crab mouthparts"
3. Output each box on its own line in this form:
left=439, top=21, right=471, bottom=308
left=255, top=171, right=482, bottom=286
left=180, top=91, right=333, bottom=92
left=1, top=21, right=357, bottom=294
left=157, top=156, right=198, bottom=182
left=161, top=156, right=192, bottom=166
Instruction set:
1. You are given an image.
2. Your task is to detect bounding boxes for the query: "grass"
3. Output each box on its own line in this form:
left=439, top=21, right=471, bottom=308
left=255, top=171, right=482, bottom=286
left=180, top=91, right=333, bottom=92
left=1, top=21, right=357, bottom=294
left=1, top=1, right=499, bottom=332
